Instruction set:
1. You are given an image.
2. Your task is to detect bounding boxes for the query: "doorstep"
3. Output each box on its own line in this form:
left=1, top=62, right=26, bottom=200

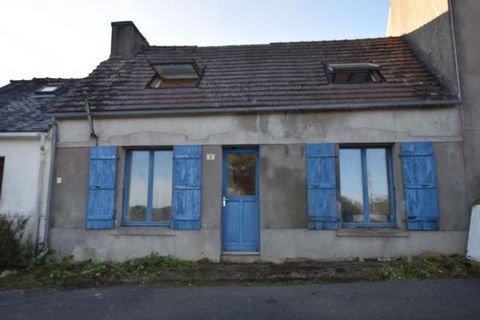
left=221, top=252, right=261, bottom=263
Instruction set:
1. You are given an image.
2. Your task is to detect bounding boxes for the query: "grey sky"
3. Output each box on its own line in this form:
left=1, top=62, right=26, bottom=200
left=0, top=0, right=390, bottom=86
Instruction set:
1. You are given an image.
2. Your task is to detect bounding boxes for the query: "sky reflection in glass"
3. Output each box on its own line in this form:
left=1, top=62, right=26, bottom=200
left=126, top=150, right=173, bottom=224
left=340, top=147, right=392, bottom=225
left=152, top=151, right=173, bottom=222
left=127, top=151, right=149, bottom=221
left=366, top=148, right=390, bottom=223
left=339, top=148, right=364, bottom=223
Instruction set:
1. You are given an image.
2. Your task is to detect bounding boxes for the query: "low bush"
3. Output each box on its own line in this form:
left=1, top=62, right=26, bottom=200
left=0, top=214, right=30, bottom=270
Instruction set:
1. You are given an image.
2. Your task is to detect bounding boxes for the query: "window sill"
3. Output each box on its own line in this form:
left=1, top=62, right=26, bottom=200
left=336, top=228, right=409, bottom=238
left=110, top=227, right=176, bottom=237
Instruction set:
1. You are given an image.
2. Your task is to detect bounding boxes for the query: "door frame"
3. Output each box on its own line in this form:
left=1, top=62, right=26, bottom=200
left=221, top=146, right=260, bottom=253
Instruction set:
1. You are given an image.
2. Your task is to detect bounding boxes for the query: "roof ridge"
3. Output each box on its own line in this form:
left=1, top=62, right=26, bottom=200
left=9, top=77, right=81, bottom=84
left=148, top=36, right=403, bottom=50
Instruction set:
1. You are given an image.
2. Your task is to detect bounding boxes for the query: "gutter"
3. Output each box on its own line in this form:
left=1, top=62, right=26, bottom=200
left=50, top=99, right=462, bottom=119
left=0, top=132, right=46, bottom=138
left=40, top=119, right=57, bottom=254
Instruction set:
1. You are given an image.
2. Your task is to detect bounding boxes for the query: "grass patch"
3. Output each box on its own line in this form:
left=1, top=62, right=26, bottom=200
left=1, top=252, right=479, bottom=291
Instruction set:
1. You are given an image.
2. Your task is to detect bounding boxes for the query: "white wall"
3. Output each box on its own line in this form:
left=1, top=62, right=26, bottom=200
left=467, top=206, right=480, bottom=261
left=0, top=134, right=51, bottom=245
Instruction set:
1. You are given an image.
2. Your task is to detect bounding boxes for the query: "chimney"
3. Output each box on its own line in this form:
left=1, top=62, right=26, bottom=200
left=110, top=21, right=149, bottom=58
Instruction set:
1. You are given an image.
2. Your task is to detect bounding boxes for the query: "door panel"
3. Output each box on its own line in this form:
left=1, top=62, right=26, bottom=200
left=222, top=147, right=259, bottom=252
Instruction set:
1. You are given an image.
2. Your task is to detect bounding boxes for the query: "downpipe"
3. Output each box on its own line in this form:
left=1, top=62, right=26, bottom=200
left=37, top=119, right=57, bottom=257
left=33, top=132, right=47, bottom=255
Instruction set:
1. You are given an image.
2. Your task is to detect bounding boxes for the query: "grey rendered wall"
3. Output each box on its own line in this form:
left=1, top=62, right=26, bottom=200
left=451, top=0, right=480, bottom=202
left=260, top=145, right=307, bottom=229
left=50, top=109, right=468, bottom=262
left=387, top=0, right=480, bottom=204
left=386, top=0, right=458, bottom=96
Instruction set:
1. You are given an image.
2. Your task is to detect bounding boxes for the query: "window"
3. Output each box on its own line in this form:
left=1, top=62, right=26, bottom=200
left=326, top=63, right=383, bottom=84
left=148, top=62, right=201, bottom=88
left=35, top=83, right=62, bottom=94
left=339, top=146, right=395, bottom=227
left=0, top=157, right=4, bottom=196
left=124, top=149, right=173, bottom=226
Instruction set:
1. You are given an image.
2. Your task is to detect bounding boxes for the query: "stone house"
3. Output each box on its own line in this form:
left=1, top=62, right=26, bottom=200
left=46, top=6, right=473, bottom=262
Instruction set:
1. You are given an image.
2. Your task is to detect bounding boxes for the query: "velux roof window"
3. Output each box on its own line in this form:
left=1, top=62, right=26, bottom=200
left=326, top=63, right=383, bottom=84
left=148, top=62, right=201, bottom=88
left=35, top=83, right=62, bottom=95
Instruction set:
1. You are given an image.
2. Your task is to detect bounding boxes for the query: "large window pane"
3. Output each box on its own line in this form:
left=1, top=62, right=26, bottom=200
left=366, top=149, right=391, bottom=223
left=227, top=153, right=256, bottom=196
left=152, top=150, right=173, bottom=222
left=127, top=151, right=149, bottom=222
left=339, top=149, right=364, bottom=223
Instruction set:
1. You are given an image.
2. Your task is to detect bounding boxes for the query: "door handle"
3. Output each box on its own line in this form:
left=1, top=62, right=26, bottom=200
left=222, top=196, right=229, bottom=207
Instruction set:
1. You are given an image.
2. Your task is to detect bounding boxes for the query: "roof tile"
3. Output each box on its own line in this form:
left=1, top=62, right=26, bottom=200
left=51, top=37, right=451, bottom=114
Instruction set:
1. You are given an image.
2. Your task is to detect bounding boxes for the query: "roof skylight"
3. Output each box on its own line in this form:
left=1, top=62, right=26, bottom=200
left=36, top=83, right=62, bottom=94
left=326, top=63, right=383, bottom=84
left=149, top=62, right=201, bottom=88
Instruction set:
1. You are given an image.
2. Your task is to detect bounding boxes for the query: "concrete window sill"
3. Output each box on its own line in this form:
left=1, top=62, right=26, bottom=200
left=110, top=227, right=176, bottom=237
left=336, top=228, right=409, bottom=238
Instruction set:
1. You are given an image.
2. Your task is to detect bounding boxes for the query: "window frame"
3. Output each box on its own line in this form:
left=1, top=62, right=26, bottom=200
left=122, top=148, right=174, bottom=227
left=339, top=145, right=396, bottom=228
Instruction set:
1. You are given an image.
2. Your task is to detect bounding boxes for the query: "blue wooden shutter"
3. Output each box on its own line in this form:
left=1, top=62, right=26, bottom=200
left=401, top=142, right=439, bottom=230
left=172, top=145, right=202, bottom=230
left=306, top=143, right=337, bottom=230
left=86, top=146, right=118, bottom=229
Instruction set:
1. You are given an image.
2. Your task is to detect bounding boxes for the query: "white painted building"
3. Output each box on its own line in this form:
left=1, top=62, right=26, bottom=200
left=0, top=134, right=51, bottom=244
left=0, top=79, right=78, bottom=248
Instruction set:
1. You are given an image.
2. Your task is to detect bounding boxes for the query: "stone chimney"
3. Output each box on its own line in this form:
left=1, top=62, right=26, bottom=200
left=110, top=21, right=149, bottom=58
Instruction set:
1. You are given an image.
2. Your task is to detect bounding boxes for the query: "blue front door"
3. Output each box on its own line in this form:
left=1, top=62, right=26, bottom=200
left=222, top=147, right=260, bottom=252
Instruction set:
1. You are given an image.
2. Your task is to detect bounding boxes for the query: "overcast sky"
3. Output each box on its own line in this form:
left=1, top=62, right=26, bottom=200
left=0, top=0, right=390, bottom=86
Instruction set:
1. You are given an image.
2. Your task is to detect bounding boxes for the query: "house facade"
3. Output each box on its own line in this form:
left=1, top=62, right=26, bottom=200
left=0, top=79, right=77, bottom=248
left=48, top=18, right=469, bottom=262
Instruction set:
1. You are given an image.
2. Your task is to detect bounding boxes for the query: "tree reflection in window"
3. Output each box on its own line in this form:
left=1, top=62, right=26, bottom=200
left=227, top=153, right=256, bottom=196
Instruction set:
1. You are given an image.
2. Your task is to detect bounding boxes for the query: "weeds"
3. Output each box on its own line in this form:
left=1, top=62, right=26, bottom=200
left=0, top=251, right=479, bottom=290
left=471, top=197, right=480, bottom=208
left=42, top=253, right=209, bottom=286
left=382, top=252, right=480, bottom=280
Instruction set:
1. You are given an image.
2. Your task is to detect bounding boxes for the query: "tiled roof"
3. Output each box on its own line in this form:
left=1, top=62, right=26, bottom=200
left=51, top=37, right=452, bottom=114
left=0, top=78, right=78, bottom=132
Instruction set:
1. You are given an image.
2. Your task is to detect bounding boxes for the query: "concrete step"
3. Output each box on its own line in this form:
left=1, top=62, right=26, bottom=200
left=221, top=252, right=261, bottom=263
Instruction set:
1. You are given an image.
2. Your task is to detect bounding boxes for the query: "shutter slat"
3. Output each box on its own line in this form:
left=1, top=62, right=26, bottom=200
left=86, top=146, right=118, bottom=229
left=306, top=143, right=337, bottom=230
left=401, top=141, right=439, bottom=230
left=172, top=145, right=202, bottom=230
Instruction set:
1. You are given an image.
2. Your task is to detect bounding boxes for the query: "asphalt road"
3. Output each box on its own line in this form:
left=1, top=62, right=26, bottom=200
left=1, top=279, right=479, bottom=320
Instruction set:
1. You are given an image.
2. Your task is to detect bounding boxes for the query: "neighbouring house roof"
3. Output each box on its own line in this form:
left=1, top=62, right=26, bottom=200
left=0, top=78, right=78, bottom=132
left=51, top=37, right=453, bottom=115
